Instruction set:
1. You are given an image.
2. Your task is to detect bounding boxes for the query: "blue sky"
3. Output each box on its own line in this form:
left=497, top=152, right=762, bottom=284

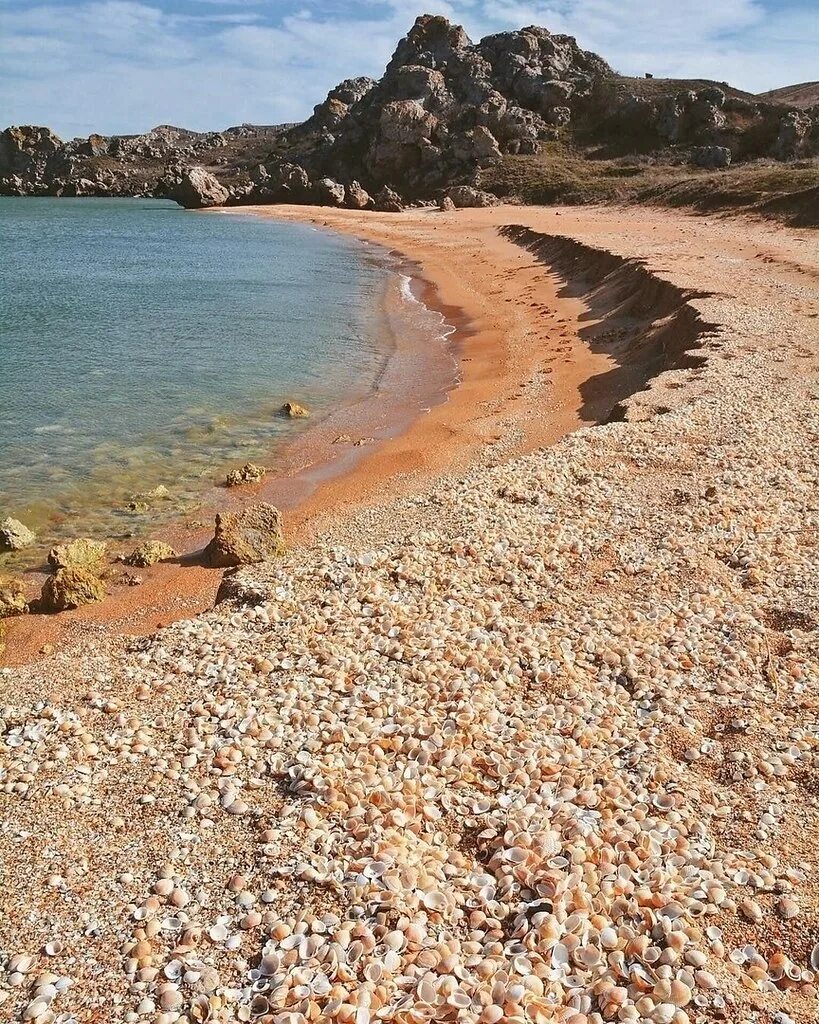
left=1, top=1, right=817, bottom=138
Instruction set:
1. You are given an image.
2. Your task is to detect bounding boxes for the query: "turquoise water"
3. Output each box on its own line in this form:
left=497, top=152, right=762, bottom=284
left=0, top=198, right=417, bottom=557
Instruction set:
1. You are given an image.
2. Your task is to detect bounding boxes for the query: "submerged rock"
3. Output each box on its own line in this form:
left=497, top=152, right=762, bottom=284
left=47, top=538, right=107, bottom=571
left=226, top=463, right=267, bottom=487
left=124, top=540, right=177, bottom=567
left=40, top=567, right=106, bottom=612
left=203, top=503, right=285, bottom=568
left=281, top=401, right=310, bottom=418
left=0, top=518, right=36, bottom=552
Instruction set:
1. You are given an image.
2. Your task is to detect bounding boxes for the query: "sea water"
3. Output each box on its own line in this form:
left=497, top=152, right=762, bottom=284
left=0, top=198, right=446, bottom=560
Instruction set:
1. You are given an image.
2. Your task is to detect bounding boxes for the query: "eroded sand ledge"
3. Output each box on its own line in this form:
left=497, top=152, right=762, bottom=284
left=1, top=205, right=818, bottom=1023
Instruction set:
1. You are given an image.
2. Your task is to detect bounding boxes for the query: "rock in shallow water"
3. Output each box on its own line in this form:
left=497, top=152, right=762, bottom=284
left=40, top=567, right=106, bottom=612
left=225, top=462, right=266, bottom=487
left=0, top=517, right=36, bottom=552
left=281, top=401, right=309, bottom=418
left=203, top=503, right=285, bottom=568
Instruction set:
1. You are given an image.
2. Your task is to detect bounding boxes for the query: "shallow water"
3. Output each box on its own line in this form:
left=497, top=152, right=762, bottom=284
left=0, top=198, right=441, bottom=563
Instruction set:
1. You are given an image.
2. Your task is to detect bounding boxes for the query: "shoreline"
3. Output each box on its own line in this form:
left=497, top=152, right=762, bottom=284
left=0, top=225, right=466, bottom=664
left=1, top=203, right=620, bottom=665
left=2, top=204, right=817, bottom=1023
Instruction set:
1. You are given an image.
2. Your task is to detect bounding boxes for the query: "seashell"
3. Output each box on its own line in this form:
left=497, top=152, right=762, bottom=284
left=260, top=952, right=280, bottom=976
left=190, top=994, right=212, bottom=1022
left=208, top=923, right=228, bottom=943
left=552, top=943, right=569, bottom=968
left=421, top=891, right=447, bottom=912
left=811, top=943, right=819, bottom=972
left=164, top=960, right=183, bottom=981
left=249, top=995, right=269, bottom=1017
left=43, top=941, right=62, bottom=957
left=739, top=898, right=763, bottom=923
left=9, top=955, right=36, bottom=975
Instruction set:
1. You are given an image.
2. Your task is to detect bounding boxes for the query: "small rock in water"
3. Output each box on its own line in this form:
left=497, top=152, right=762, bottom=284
left=0, top=517, right=36, bottom=551
left=40, top=567, right=106, bottom=612
left=124, top=540, right=178, bottom=567
left=225, top=462, right=266, bottom=487
left=281, top=401, right=310, bottom=418
left=47, top=537, right=107, bottom=571
left=203, top=503, right=285, bottom=567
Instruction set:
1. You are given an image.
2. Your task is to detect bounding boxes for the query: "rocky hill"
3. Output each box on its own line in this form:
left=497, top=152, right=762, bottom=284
left=758, top=82, right=819, bottom=109
left=2, top=14, right=817, bottom=214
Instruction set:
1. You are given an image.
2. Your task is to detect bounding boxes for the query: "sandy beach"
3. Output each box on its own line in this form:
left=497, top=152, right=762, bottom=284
left=1, top=203, right=818, bottom=1024
left=1, top=204, right=622, bottom=665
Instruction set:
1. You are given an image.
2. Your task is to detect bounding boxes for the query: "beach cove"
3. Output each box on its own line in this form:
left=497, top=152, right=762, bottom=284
left=1, top=203, right=818, bottom=1023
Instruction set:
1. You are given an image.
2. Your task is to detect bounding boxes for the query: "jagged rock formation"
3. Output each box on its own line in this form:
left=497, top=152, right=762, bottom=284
left=160, top=165, right=230, bottom=209
left=1, top=14, right=816, bottom=208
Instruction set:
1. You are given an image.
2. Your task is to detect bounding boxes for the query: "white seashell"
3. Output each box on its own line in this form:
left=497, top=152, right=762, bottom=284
left=811, top=943, right=819, bottom=972
left=163, top=961, right=182, bottom=981
left=208, top=923, right=228, bottom=943
left=421, top=891, right=446, bottom=912
left=43, top=941, right=62, bottom=957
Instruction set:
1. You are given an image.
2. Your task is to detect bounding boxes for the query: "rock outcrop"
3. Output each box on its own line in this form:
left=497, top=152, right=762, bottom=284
left=161, top=166, right=229, bottom=209
left=373, top=186, right=404, bottom=212
left=2, top=17, right=816, bottom=207
left=124, top=540, right=178, bottom=567
left=203, top=503, right=286, bottom=568
left=445, top=185, right=499, bottom=208
left=47, top=538, right=107, bottom=571
left=0, top=518, right=36, bottom=552
left=0, top=581, right=27, bottom=619
left=225, top=463, right=266, bottom=487
left=692, top=145, right=732, bottom=168
left=40, top=567, right=106, bottom=612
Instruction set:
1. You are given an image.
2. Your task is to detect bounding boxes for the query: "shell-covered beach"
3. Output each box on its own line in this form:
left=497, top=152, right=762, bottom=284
left=1, top=204, right=818, bottom=1024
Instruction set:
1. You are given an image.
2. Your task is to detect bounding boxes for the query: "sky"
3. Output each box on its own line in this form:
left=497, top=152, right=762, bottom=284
left=1, top=0, right=817, bottom=138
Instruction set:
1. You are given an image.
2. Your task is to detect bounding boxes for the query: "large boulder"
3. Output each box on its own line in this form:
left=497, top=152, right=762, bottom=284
left=775, top=111, right=813, bottom=159
left=47, top=538, right=107, bottom=571
left=203, top=503, right=285, bottom=568
left=373, top=186, right=404, bottom=212
left=40, top=568, right=106, bottom=612
left=163, top=166, right=229, bottom=209
left=693, top=145, right=732, bottom=168
left=0, top=518, right=36, bottom=552
left=346, top=181, right=372, bottom=209
left=315, top=177, right=346, bottom=206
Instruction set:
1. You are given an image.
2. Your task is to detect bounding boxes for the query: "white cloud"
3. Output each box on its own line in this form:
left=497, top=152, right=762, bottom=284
left=0, top=0, right=815, bottom=138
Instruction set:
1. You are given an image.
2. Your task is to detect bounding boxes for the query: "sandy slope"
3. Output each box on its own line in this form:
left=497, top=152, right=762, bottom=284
left=0, top=205, right=817, bottom=1024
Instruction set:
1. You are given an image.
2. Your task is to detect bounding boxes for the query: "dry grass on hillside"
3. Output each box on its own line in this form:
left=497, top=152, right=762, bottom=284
left=481, top=147, right=819, bottom=226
